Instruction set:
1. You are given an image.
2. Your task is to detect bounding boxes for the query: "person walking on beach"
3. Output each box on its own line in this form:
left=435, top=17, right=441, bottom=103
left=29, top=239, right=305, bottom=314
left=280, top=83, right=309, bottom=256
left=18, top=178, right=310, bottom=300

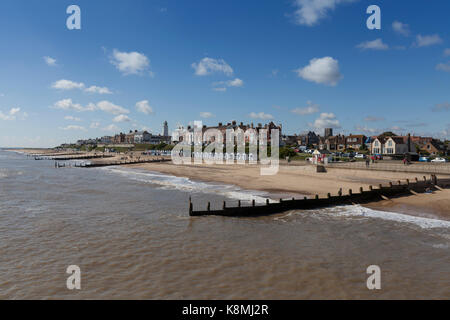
left=365, top=158, right=370, bottom=168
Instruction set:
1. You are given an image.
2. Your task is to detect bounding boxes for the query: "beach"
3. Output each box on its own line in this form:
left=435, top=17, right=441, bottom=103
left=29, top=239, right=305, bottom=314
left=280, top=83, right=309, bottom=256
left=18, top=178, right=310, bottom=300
left=127, top=161, right=450, bottom=217
left=11, top=148, right=450, bottom=218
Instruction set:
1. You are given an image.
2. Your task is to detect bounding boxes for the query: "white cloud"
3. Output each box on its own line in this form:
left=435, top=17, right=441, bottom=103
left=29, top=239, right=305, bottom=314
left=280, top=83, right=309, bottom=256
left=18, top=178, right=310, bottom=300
left=52, top=79, right=85, bottom=90
left=355, top=125, right=379, bottom=135
left=90, top=122, right=100, bottom=129
left=249, top=112, right=274, bottom=120
left=227, top=78, right=244, bottom=87
left=103, top=124, right=120, bottom=132
left=110, top=49, right=151, bottom=75
left=85, top=86, right=113, bottom=94
left=96, top=100, right=129, bottom=115
left=356, top=38, right=389, bottom=50
left=64, top=115, right=81, bottom=121
left=200, top=112, right=215, bottom=118
left=113, top=114, right=131, bottom=123
left=392, top=21, right=410, bottom=36
left=51, top=80, right=112, bottom=94
left=44, top=56, right=57, bottom=66
left=192, top=57, right=234, bottom=76
left=436, top=62, right=450, bottom=72
left=52, top=99, right=94, bottom=112
left=135, top=100, right=154, bottom=115
left=52, top=99, right=127, bottom=114
left=311, top=112, right=341, bottom=129
left=444, top=49, right=450, bottom=57
left=293, top=0, right=354, bottom=26
left=291, top=101, right=320, bottom=115
left=9, top=107, right=20, bottom=116
left=0, top=107, right=22, bottom=121
left=295, top=56, right=342, bottom=86
left=415, top=34, right=443, bottom=47
left=60, top=125, right=87, bottom=131
left=212, top=78, right=244, bottom=91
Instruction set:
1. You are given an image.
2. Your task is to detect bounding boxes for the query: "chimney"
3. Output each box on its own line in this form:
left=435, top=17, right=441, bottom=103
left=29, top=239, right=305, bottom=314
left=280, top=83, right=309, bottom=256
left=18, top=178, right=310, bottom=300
left=251, top=123, right=254, bottom=128
left=240, top=122, right=243, bottom=126
left=232, top=120, right=236, bottom=125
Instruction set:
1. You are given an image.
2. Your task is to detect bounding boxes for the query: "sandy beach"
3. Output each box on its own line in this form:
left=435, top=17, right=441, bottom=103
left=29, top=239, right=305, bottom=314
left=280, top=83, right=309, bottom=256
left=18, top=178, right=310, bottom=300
left=128, top=161, right=450, bottom=217
left=364, top=189, right=450, bottom=221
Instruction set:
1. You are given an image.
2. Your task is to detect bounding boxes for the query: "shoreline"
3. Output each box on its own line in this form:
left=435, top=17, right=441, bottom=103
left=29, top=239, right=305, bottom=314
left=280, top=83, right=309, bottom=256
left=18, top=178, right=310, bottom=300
left=126, top=162, right=450, bottom=218
left=7, top=149, right=450, bottom=219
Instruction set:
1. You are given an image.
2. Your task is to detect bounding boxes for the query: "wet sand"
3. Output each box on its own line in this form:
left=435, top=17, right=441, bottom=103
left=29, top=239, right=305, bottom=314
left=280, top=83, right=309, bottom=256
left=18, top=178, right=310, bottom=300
left=129, top=162, right=450, bottom=216
left=364, top=189, right=450, bottom=221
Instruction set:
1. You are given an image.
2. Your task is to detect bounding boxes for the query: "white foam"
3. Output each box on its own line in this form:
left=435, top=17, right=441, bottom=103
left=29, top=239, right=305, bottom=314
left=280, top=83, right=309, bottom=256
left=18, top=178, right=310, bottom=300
left=325, top=205, right=450, bottom=229
left=98, top=166, right=271, bottom=204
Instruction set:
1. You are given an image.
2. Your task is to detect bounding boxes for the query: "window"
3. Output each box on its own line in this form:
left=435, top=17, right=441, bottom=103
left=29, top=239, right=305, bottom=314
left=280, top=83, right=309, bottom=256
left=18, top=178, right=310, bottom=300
left=388, top=140, right=393, bottom=147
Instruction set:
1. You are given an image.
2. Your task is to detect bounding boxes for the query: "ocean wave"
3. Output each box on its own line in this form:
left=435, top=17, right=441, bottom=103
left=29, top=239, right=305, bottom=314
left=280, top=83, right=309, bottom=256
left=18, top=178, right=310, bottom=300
left=324, top=205, right=450, bottom=229
left=98, top=167, right=271, bottom=204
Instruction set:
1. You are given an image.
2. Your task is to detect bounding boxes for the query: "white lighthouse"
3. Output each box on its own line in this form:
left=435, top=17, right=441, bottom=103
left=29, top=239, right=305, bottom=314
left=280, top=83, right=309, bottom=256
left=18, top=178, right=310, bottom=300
left=162, top=121, right=169, bottom=137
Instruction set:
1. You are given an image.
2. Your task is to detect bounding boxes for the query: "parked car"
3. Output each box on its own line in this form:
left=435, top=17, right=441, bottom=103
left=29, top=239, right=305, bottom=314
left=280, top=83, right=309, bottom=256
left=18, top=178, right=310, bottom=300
left=431, top=157, right=447, bottom=163
left=374, top=154, right=383, bottom=160
left=354, top=154, right=366, bottom=159
left=418, top=156, right=430, bottom=162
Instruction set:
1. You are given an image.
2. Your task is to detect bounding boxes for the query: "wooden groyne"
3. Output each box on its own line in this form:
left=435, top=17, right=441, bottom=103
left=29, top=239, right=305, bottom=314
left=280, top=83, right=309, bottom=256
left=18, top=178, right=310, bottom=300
left=71, top=158, right=171, bottom=168
left=38, top=154, right=114, bottom=161
left=189, top=175, right=450, bottom=217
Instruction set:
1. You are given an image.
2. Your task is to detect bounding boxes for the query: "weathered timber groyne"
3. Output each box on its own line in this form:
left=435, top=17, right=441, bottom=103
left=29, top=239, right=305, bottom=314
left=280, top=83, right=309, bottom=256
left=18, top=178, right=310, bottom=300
left=40, top=154, right=114, bottom=161
left=189, top=175, right=450, bottom=217
left=72, top=158, right=171, bottom=168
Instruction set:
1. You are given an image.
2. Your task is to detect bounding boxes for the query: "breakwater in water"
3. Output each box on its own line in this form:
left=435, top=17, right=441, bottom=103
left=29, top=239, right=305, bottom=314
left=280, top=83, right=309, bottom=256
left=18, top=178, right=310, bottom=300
left=190, top=175, right=450, bottom=217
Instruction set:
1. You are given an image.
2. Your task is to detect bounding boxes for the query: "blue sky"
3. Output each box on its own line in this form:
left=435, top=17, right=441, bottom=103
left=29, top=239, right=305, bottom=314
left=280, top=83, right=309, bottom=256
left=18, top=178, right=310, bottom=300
left=0, top=0, right=449, bottom=147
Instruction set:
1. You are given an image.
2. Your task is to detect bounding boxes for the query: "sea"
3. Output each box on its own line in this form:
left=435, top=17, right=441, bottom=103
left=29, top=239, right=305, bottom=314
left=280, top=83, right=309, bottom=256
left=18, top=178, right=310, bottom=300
left=0, top=149, right=449, bottom=299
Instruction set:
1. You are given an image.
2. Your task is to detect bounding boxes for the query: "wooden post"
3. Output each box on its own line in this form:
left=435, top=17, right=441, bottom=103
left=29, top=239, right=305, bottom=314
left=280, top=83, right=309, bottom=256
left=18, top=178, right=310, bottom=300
left=189, top=200, right=193, bottom=216
left=279, top=199, right=283, bottom=203
left=389, top=182, right=393, bottom=187
left=349, top=189, right=352, bottom=195
left=406, top=179, right=410, bottom=185
left=433, top=175, right=438, bottom=185
left=423, top=176, right=426, bottom=182
left=398, top=180, right=401, bottom=185
left=415, top=177, right=418, bottom=182
left=315, top=194, right=319, bottom=200
left=207, top=202, right=211, bottom=212
left=266, top=199, right=269, bottom=205
left=304, top=196, right=308, bottom=200
left=252, top=199, right=255, bottom=207
left=223, top=201, right=226, bottom=210
left=360, top=187, right=363, bottom=193
left=379, top=184, right=383, bottom=189
left=327, top=193, right=331, bottom=198
left=238, top=200, right=241, bottom=207
left=369, top=185, right=373, bottom=191
left=338, top=189, right=342, bottom=196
